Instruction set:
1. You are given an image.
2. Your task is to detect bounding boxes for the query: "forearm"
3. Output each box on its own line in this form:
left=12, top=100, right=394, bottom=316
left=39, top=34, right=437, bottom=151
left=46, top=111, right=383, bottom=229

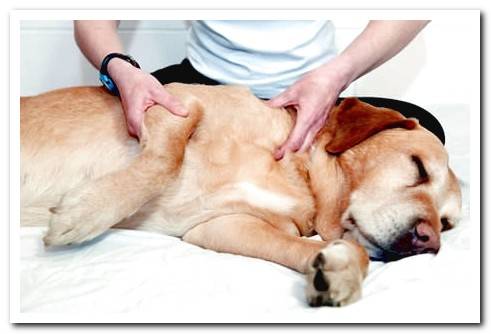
left=328, top=20, right=429, bottom=87
left=74, top=20, right=123, bottom=70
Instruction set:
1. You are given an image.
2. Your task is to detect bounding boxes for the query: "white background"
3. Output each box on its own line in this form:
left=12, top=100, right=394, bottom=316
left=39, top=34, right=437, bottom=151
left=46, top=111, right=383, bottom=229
left=2, top=0, right=487, bottom=333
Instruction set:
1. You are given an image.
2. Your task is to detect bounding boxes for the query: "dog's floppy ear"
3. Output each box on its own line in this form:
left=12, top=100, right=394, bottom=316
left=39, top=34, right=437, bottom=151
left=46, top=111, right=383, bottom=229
left=325, top=98, right=418, bottom=154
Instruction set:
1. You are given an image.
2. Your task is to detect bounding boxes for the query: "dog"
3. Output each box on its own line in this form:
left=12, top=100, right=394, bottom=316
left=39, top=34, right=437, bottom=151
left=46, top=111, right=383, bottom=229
left=20, top=83, right=462, bottom=307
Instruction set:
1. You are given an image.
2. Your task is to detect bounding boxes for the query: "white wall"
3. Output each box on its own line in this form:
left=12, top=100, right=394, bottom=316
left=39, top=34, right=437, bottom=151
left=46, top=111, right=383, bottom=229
left=20, top=20, right=188, bottom=95
left=20, top=19, right=477, bottom=108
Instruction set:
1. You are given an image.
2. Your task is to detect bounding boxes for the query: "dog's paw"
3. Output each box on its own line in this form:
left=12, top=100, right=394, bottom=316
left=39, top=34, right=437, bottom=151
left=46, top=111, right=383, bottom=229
left=305, top=240, right=364, bottom=307
left=43, top=189, right=111, bottom=247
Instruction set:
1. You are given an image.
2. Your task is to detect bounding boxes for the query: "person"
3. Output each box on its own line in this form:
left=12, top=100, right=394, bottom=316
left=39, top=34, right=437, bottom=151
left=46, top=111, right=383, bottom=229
left=74, top=20, right=431, bottom=160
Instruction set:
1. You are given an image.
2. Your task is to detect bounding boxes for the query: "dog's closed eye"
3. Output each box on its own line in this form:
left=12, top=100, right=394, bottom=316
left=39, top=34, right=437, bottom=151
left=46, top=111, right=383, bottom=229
left=411, top=155, right=429, bottom=186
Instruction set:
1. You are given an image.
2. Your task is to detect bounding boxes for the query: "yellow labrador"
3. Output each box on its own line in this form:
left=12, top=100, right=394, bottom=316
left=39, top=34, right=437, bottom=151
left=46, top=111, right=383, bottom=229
left=20, top=84, right=461, bottom=307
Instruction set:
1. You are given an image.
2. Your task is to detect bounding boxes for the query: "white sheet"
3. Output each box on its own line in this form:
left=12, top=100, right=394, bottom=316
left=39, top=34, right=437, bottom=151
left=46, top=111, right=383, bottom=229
left=17, top=104, right=478, bottom=323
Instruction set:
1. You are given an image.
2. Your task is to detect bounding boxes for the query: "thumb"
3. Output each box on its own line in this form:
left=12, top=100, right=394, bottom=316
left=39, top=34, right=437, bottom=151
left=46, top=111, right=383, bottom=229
left=123, top=97, right=145, bottom=139
left=266, top=90, right=295, bottom=108
left=126, top=108, right=144, bottom=139
left=152, top=89, right=188, bottom=117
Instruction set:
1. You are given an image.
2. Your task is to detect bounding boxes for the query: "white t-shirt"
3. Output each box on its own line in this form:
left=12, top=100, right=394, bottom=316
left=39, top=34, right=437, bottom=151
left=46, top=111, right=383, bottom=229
left=187, top=20, right=337, bottom=98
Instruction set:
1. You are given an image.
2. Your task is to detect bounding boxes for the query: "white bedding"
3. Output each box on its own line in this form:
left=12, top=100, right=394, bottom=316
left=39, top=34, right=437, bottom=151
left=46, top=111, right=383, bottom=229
left=16, top=104, right=479, bottom=323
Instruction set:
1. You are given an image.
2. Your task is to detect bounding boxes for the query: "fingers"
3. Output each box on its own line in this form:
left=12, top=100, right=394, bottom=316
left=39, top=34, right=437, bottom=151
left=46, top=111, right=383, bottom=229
left=114, top=68, right=189, bottom=138
left=151, top=88, right=189, bottom=117
left=268, top=90, right=306, bottom=160
left=274, top=105, right=331, bottom=160
left=268, top=88, right=319, bottom=159
left=274, top=113, right=312, bottom=160
left=298, top=117, right=326, bottom=153
left=121, top=86, right=188, bottom=139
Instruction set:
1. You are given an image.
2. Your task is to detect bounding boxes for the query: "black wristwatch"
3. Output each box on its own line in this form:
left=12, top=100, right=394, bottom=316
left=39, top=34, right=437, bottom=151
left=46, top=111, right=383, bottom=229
left=99, top=53, right=140, bottom=96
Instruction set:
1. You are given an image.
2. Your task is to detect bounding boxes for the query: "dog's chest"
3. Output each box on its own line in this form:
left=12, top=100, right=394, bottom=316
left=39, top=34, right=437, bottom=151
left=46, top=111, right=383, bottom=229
left=131, top=144, right=316, bottom=237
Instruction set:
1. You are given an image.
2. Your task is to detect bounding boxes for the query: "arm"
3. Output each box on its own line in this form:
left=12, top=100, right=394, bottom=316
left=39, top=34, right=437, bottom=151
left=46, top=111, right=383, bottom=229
left=338, top=20, right=430, bottom=82
left=268, top=20, right=429, bottom=159
left=74, top=20, right=188, bottom=138
left=74, top=20, right=123, bottom=69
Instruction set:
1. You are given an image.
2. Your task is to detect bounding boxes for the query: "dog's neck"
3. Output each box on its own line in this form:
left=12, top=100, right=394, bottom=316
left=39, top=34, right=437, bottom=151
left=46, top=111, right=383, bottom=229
left=305, top=134, right=351, bottom=240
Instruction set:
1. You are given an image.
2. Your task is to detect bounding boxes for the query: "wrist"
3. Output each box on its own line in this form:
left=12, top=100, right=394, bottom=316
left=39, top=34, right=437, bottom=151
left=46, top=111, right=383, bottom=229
left=320, top=56, right=358, bottom=92
left=107, top=58, right=136, bottom=81
left=99, top=53, right=140, bottom=95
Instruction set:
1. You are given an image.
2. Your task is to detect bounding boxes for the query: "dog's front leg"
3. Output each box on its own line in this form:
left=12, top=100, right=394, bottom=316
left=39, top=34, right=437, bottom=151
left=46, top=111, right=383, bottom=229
left=183, top=214, right=327, bottom=273
left=44, top=101, right=202, bottom=246
left=183, top=214, right=369, bottom=306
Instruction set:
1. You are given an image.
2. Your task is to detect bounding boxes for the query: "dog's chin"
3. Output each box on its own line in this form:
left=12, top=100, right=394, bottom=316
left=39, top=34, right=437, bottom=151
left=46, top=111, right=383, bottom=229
left=342, top=228, right=424, bottom=262
left=342, top=231, right=406, bottom=262
left=340, top=216, right=408, bottom=263
left=340, top=228, right=384, bottom=261
left=368, top=250, right=408, bottom=262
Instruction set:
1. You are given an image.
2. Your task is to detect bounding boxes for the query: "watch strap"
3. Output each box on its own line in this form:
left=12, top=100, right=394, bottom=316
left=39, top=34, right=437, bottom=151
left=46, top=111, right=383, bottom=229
left=99, top=53, right=140, bottom=96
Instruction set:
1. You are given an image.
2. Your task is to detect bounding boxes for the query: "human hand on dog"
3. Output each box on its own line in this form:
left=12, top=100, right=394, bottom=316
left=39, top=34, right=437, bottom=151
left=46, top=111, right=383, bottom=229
left=108, top=58, right=188, bottom=138
left=267, top=21, right=430, bottom=160
left=267, top=59, right=353, bottom=160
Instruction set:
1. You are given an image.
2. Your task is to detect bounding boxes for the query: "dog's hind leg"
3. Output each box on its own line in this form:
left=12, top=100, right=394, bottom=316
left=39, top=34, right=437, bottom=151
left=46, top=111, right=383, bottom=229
left=43, top=98, right=202, bottom=246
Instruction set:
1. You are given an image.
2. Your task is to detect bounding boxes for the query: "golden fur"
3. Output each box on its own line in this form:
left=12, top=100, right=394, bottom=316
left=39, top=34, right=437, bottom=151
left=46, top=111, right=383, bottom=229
left=20, top=83, right=461, bottom=306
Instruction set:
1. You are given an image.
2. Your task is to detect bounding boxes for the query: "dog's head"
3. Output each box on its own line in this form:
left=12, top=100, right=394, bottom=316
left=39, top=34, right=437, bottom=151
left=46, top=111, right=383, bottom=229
left=311, top=98, right=461, bottom=261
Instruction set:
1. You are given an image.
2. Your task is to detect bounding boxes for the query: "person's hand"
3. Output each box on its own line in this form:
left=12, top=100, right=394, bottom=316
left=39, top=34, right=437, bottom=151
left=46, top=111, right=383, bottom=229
left=267, top=60, right=353, bottom=160
left=108, top=58, right=188, bottom=138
